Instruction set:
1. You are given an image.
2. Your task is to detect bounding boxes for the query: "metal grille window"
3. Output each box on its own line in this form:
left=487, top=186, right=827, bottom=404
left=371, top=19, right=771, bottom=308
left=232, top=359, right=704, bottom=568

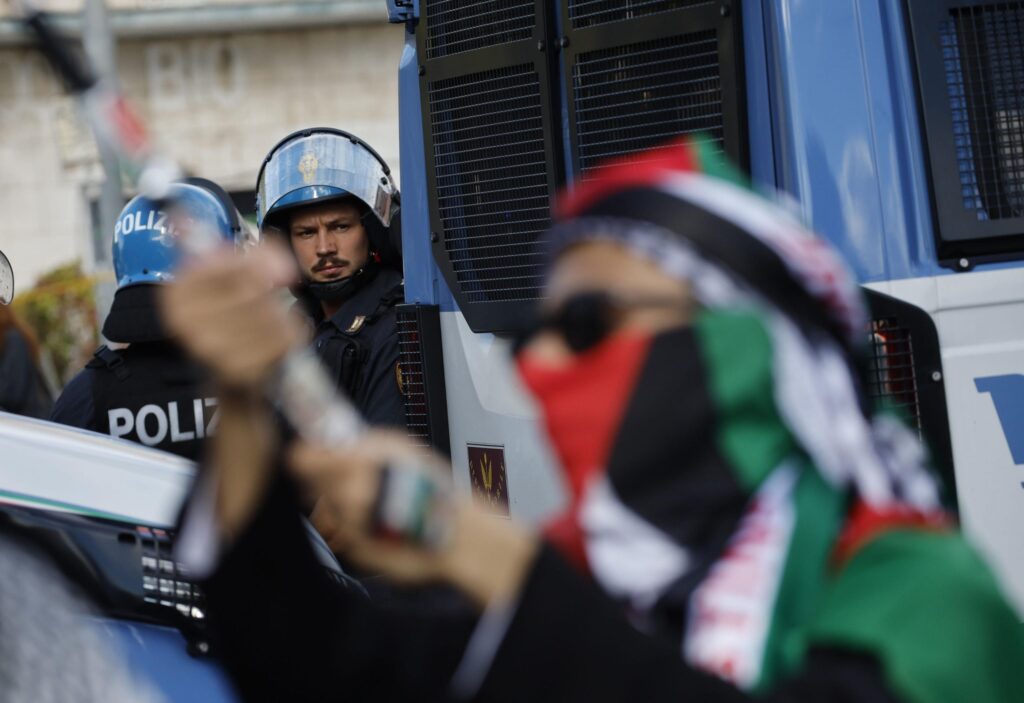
left=867, top=319, right=922, bottom=433
left=573, top=31, right=723, bottom=175
left=568, top=0, right=714, bottom=30
left=418, top=1, right=740, bottom=331
left=941, top=5, right=1024, bottom=221
left=428, top=64, right=552, bottom=303
left=138, top=525, right=206, bottom=622
left=397, top=312, right=430, bottom=446
left=907, top=0, right=1024, bottom=262
left=561, top=2, right=745, bottom=182
left=424, top=0, right=536, bottom=60
left=864, top=290, right=955, bottom=505
left=396, top=305, right=450, bottom=456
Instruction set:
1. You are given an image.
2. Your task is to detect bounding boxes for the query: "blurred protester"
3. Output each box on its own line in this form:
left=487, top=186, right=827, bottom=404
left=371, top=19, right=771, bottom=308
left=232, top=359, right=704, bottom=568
left=50, top=179, right=245, bottom=460
left=256, top=128, right=406, bottom=428
left=0, top=527, right=163, bottom=702
left=0, top=302, right=52, bottom=418
left=162, top=141, right=1024, bottom=703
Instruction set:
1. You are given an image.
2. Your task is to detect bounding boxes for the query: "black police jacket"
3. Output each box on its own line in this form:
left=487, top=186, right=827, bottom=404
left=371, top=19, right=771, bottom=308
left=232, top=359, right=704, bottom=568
left=49, top=341, right=215, bottom=461
left=301, top=266, right=406, bottom=428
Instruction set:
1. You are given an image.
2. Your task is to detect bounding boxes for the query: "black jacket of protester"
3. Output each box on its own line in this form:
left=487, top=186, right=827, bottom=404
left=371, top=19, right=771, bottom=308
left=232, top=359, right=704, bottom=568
left=0, top=329, right=52, bottom=419
left=194, top=470, right=900, bottom=703
left=298, top=266, right=405, bottom=429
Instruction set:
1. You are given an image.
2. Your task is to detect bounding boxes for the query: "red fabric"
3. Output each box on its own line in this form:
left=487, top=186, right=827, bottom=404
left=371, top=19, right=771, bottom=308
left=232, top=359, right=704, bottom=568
left=556, top=139, right=698, bottom=219
left=108, top=95, right=150, bottom=154
left=517, top=333, right=653, bottom=566
left=833, top=500, right=952, bottom=567
left=517, top=333, right=652, bottom=500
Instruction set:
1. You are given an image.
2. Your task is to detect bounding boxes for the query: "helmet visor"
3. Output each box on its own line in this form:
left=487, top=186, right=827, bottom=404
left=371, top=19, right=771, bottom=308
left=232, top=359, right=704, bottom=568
left=257, top=133, right=396, bottom=230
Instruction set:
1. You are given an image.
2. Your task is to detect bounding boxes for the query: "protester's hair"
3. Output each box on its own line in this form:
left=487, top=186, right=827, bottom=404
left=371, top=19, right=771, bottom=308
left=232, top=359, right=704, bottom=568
left=0, top=305, right=41, bottom=363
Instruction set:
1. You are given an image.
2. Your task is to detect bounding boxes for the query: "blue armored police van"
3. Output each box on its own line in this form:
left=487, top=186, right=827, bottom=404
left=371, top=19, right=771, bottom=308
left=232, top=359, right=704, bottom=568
left=384, top=0, right=1024, bottom=617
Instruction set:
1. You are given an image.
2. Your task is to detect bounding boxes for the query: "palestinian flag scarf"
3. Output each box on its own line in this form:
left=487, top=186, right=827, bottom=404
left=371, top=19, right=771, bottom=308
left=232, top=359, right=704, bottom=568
left=528, top=140, right=1024, bottom=702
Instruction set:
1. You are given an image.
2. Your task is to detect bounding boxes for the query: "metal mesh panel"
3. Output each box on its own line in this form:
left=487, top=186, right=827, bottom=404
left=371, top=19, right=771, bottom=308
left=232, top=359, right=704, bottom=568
left=424, top=0, right=535, bottom=60
left=396, top=310, right=431, bottom=447
left=573, top=31, right=723, bottom=176
left=429, top=64, right=551, bottom=303
left=941, top=4, right=1024, bottom=220
left=867, top=319, right=922, bottom=434
left=138, top=525, right=206, bottom=621
left=568, top=0, right=714, bottom=29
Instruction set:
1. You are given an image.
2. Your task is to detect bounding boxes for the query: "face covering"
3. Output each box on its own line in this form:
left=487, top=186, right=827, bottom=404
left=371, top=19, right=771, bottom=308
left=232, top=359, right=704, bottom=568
left=518, top=323, right=756, bottom=554
left=516, top=331, right=653, bottom=503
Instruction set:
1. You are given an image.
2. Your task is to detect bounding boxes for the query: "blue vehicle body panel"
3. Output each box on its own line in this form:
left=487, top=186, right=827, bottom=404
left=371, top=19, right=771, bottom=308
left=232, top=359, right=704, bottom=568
left=761, top=0, right=1021, bottom=283
left=398, top=23, right=457, bottom=311
left=975, top=375, right=1024, bottom=467
left=742, top=0, right=777, bottom=191
left=98, top=618, right=238, bottom=702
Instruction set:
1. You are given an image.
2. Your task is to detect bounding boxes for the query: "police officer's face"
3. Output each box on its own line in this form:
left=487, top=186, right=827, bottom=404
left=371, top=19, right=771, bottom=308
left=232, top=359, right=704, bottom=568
left=288, top=200, right=370, bottom=283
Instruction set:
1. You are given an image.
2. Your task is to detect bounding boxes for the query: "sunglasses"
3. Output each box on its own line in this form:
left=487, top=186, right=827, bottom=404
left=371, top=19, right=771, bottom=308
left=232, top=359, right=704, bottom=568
left=512, top=291, right=688, bottom=355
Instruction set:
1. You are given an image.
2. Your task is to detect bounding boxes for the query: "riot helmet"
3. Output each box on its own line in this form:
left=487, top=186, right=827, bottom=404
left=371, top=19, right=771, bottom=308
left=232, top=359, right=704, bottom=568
left=105, top=180, right=244, bottom=343
left=256, top=128, right=401, bottom=303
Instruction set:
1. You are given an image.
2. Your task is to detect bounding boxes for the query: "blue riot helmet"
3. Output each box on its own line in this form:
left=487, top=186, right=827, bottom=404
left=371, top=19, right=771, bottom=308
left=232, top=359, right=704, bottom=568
left=104, top=181, right=241, bottom=343
left=256, top=128, right=401, bottom=271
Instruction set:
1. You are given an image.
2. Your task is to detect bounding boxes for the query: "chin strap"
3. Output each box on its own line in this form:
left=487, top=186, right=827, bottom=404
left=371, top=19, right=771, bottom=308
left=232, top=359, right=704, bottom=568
left=304, top=263, right=378, bottom=304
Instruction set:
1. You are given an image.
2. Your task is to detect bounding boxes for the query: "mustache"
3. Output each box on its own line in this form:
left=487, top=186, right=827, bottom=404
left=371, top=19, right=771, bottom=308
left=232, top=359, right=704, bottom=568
left=312, top=256, right=350, bottom=272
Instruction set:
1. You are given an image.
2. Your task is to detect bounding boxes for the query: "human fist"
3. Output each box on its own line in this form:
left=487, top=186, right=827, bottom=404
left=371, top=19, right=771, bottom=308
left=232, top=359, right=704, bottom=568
left=292, top=433, right=538, bottom=607
left=159, top=243, right=307, bottom=389
left=294, top=432, right=456, bottom=584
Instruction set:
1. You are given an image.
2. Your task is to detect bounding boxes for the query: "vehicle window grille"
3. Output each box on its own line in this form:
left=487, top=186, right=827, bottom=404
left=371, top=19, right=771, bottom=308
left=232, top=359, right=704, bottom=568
left=568, top=0, right=714, bottom=29
left=138, top=526, right=206, bottom=622
left=428, top=63, right=551, bottom=303
left=572, top=31, right=724, bottom=176
left=396, top=310, right=431, bottom=447
left=866, top=319, right=922, bottom=434
left=424, top=0, right=535, bottom=60
left=941, top=4, right=1024, bottom=221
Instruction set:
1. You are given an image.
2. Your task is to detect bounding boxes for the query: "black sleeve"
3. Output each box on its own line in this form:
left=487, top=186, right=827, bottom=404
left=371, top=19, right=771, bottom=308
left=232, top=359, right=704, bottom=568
left=198, top=470, right=476, bottom=703
left=0, top=331, right=52, bottom=419
left=356, top=316, right=406, bottom=429
left=49, top=369, right=96, bottom=429
left=473, top=545, right=903, bottom=703
left=0, top=331, right=33, bottom=413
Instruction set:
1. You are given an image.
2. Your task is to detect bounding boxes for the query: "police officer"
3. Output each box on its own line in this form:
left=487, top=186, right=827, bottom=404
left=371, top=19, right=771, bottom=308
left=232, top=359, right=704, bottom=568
left=256, top=128, right=405, bottom=427
left=50, top=179, right=245, bottom=460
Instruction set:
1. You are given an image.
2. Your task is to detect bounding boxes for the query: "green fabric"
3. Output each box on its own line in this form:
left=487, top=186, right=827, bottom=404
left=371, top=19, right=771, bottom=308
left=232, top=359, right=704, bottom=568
left=697, top=310, right=848, bottom=691
left=755, top=465, right=845, bottom=692
left=803, top=530, right=1024, bottom=703
left=694, top=309, right=1024, bottom=700
left=692, top=137, right=750, bottom=189
left=695, top=310, right=796, bottom=489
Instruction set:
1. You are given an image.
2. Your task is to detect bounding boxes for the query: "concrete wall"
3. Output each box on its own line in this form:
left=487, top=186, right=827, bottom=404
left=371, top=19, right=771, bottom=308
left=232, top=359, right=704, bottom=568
left=0, top=18, right=402, bottom=289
